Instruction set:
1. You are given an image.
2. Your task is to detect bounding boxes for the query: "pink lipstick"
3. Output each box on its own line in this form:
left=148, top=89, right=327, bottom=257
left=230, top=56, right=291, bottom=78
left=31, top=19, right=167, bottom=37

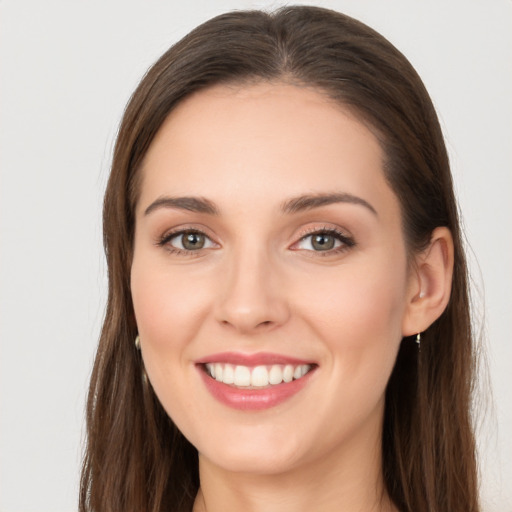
left=196, top=352, right=316, bottom=411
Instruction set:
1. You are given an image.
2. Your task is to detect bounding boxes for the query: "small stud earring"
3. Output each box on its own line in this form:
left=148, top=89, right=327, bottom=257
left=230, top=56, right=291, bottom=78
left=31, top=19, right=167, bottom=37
left=135, top=335, right=141, bottom=350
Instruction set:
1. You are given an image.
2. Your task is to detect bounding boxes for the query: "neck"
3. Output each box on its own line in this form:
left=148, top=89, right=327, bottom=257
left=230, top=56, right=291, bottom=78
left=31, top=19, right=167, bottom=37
left=192, top=416, right=396, bottom=512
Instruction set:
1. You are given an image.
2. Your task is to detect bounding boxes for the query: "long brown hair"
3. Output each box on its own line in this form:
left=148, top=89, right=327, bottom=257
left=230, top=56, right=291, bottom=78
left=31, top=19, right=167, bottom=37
left=80, top=6, right=480, bottom=511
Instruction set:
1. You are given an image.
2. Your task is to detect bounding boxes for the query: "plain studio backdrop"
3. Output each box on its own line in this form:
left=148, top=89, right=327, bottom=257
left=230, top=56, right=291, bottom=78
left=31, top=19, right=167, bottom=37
left=0, top=1, right=510, bottom=511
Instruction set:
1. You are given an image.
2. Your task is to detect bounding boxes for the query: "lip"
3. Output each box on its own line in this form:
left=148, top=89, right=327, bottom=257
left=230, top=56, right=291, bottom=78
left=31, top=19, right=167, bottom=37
left=195, top=352, right=317, bottom=411
left=195, top=351, right=314, bottom=366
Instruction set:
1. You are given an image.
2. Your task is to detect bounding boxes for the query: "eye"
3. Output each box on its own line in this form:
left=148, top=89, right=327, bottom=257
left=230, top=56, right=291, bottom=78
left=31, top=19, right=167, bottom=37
left=161, top=230, right=217, bottom=252
left=293, top=229, right=355, bottom=253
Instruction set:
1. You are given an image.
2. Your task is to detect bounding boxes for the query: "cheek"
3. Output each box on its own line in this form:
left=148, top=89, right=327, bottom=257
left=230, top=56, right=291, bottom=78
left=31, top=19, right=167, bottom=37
left=130, top=258, right=210, bottom=418
left=131, top=258, right=212, bottom=351
left=297, top=252, right=408, bottom=377
left=130, top=255, right=214, bottom=413
left=287, top=255, right=409, bottom=444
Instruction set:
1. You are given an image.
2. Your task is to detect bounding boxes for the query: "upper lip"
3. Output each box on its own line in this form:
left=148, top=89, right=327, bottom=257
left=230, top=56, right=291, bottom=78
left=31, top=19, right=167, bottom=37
left=195, top=351, right=315, bottom=366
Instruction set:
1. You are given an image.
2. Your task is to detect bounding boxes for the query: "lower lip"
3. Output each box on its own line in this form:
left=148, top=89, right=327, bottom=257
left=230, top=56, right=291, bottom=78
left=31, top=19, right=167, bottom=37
left=198, top=367, right=315, bottom=411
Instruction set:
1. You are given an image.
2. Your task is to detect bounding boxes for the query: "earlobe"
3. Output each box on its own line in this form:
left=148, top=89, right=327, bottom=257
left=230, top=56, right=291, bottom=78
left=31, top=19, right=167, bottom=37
left=402, top=227, right=454, bottom=337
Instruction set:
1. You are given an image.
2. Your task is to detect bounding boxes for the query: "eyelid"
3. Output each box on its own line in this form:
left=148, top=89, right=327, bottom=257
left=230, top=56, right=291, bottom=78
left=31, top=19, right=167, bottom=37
left=155, top=223, right=355, bottom=256
left=156, top=225, right=220, bottom=254
left=290, top=225, right=355, bottom=254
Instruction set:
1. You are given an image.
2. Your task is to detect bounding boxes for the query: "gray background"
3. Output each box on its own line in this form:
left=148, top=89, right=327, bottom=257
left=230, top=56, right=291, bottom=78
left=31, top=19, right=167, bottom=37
left=1, top=1, right=510, bottom=510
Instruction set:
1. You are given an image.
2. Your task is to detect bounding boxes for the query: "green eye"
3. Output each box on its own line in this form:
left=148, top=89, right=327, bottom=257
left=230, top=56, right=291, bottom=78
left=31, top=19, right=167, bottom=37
left=298, top=232, right=342, bottom=252
left=163, top=230, right=215, bottom=252
left=294, top=229, right=355, bottom=253
left=311, top=233, right=336, bottom=251
left=181, top=232, right=206, bottom=250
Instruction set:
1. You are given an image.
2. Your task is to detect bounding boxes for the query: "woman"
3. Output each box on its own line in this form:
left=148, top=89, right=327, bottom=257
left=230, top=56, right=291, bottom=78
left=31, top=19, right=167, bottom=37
left=80, top=6, right=480, bottom=511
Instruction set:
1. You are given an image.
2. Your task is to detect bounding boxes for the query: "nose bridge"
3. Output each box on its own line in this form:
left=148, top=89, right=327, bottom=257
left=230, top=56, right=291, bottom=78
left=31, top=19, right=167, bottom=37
left=215, top=239, right=289, bottom=333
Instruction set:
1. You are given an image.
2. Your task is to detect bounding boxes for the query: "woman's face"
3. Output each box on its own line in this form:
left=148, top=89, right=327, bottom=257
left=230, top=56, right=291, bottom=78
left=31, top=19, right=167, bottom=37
left=131, top=83, right=415, bottom=476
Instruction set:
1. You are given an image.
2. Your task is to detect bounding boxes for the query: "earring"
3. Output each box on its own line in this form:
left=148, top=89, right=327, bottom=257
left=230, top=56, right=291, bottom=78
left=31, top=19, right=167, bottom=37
left=134, top=335, right=148, bottom=384
left=415, top=333, right=421, bottom=346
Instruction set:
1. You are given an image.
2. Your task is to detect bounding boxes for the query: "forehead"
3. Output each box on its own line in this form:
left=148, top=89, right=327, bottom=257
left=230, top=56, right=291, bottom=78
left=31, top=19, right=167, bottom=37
left=138, top=82, right=397, bottom=220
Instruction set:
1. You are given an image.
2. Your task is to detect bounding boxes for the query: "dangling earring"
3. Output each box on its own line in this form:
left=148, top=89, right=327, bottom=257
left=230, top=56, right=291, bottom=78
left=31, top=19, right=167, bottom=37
left=416, top=333, right=421, bottom=347
left=142, top=367, right=148, bottom=385
left=134, top=335, right=148, bottom=384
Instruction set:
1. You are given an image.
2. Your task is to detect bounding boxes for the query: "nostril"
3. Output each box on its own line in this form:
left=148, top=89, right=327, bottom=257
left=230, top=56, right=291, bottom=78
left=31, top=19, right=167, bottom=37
left=255, top=320, right=273, bottom=329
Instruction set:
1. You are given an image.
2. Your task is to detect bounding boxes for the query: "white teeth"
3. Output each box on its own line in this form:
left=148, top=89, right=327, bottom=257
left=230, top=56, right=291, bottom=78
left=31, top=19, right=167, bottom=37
left=205, top=363, right=312, bottom=387
left=214, top=363, right=223, bottom=382
left=234, top=365, right=251, bottom=386
left=223, top=364, right=235, bottom=384
left=283, top=364, right=294, bottom=383
left=251, top=366, right=269, bottom=387
left=268, top=365, right=283, bottom=385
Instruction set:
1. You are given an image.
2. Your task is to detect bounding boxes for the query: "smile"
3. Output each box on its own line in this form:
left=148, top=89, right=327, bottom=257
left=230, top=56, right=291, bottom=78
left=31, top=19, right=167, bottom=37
left=196, top=352, right=317, bottom=411
left=204, top=363, right=312, bottom=388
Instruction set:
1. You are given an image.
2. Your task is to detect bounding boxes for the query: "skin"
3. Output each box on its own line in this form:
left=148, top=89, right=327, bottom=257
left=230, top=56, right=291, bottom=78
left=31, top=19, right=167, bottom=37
left=131, top=83, right=453, bottom=512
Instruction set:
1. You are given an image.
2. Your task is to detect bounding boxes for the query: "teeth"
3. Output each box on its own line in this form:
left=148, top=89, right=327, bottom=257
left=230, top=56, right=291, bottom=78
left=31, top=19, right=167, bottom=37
left=223, top=364, right=235, bottom=384
left=251, top=366, right=268, bottom=387
left=205, top=363, right=311, bottom=388
left=214, top=363, right=223, bottom=382
left=234, top=365, right=251, bottom=386
left=268, top=365, right=283, bottom=385
left=283, top=364, right=294, bottom=383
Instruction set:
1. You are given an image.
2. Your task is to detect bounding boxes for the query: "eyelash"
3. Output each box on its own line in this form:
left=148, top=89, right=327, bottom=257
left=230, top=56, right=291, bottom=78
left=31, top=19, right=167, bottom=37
left=156, top=226, right=355, bottom=256
left=156, top=228, right=215, bottom=257
left=293, top=227, right=355, bottom=256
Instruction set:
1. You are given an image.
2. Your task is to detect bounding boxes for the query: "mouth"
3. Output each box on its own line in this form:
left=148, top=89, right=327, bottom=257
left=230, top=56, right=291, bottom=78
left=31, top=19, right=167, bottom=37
left=196, top=352, right=317, bottom=410
left=203, top=362, right=313, bottom=388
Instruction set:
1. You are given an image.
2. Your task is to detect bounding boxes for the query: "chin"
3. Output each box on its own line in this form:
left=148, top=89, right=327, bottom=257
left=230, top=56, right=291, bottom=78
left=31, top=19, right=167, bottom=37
left=194, top=424, right=306, bottom=475
left=202, top=443, right=302, bottom=476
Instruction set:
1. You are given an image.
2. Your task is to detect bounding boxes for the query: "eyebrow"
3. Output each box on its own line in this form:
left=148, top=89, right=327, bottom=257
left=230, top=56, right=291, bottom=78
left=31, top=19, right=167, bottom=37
left=280, top=193, right=377, bottom=216
left=143, top=192, right=377, bottom=217
left=144, top=196, right=219, bottom=216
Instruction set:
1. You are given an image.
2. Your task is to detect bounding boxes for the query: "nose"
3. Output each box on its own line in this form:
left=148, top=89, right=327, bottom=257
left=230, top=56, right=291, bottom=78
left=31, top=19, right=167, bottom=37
left=214, top=247, right=290, bottom=334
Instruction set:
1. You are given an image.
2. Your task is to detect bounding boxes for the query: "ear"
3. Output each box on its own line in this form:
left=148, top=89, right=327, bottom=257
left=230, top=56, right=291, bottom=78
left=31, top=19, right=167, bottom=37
left=402, top=227, right=454, bottom=336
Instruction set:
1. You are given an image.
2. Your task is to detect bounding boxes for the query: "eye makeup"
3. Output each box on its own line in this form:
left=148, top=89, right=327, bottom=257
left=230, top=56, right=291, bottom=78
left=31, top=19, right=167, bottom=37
left=156, top=227, right=218, bottom=256
left=155, top=223, right=356, bottom=258
left=291, top=226, right=355, bottom=256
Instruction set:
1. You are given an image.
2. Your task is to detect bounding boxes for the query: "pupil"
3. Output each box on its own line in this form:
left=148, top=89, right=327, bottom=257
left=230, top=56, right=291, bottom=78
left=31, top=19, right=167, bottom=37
left=183, top=232, right=205, bottom=250
left=312, top=234, right=334, bottom=251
